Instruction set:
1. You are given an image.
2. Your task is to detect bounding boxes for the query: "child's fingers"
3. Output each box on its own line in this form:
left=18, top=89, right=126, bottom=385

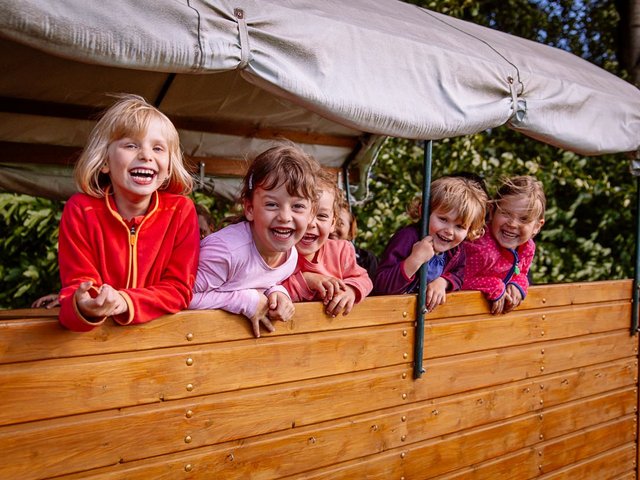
left=267, top=291, right=278, bottom=310
left=261, top=317, right=275, bottom=333
left=341, top=298, right=355, bottom=316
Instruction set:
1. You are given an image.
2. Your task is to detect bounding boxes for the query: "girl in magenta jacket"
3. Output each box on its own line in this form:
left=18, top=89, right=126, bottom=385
left=463, top=176, right=546, bottom=314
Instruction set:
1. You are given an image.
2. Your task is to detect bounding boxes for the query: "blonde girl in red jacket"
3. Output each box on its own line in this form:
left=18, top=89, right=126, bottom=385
left=58, top=94, right=200, bottom=332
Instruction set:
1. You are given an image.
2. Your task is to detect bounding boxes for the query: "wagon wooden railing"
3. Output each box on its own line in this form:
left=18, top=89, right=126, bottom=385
left=0, top=280, right=636, bottom=479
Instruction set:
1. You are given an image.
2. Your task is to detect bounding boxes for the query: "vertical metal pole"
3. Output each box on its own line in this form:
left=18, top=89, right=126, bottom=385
left=414, top=140, right=433, bottom=379
left=632, top=175, right=640, bottom=334
left=341, top=165, right=353, bottom=206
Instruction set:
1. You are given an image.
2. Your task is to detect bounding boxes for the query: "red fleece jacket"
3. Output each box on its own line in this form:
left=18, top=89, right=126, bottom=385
left=58, top=190, right=199, bottom=332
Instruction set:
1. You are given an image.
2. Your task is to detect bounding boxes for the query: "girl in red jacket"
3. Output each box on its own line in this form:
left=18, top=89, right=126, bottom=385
left=58, top=94, right=200, bottom=332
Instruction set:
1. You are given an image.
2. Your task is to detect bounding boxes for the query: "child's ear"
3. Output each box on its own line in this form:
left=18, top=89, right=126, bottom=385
left=533, top=218, right=545, bottom=236
left=100, top=161, right=110, bottom=174
left=243, top=199, right=254, bottom=221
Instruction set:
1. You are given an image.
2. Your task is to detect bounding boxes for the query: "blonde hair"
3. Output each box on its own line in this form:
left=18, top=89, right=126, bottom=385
left=408, top=176, right=489, bottom=241
left=241, top=142, right=320, bottom=204
left=315, top=169, right=343, bottom=222
left=494, top=175, right=546, bottom=221
left=74, top=94, right=193, bottom=197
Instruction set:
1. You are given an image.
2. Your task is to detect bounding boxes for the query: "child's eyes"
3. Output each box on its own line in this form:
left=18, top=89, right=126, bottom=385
left=153, top=146, right=165, bottom=152
left=293, top=203, right=308, bottom=210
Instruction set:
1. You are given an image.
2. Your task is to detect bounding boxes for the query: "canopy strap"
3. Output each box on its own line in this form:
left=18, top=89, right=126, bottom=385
left=508, top=75, right=527, bottom=123
left=234, top=8, right=250, bottom=69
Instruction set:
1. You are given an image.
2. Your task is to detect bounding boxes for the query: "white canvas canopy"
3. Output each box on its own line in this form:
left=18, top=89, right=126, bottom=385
left=0, top=0, right=638, bottom=200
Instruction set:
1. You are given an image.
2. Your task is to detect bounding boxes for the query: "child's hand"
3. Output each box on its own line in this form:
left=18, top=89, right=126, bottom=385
left=31, top=293, right=60, bottom=309
left=267, top=291, right=295, bottom=322
left=490, top=291, right=512, bottom=315
left=302, top=272, right=346, bottom=303
left=403, top=236, right=435, bottom=279
left=249, top=294, right=276, bottom=338
left=75, top=281, right=128, bottom=320
left=324, top=285, right=357, bottom=317
left=503, top=284, right=523, bottom=313
left=426, top=277, right=447, bottom=312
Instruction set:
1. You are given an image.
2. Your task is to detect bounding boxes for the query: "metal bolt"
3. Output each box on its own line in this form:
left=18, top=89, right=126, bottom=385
left=308, top=436, right=317, bottom=444
left=371, top=425, right=379, bottom=432
left=539, top=434, right=544, bottom=440
left=185, top=410, right=193, bottom=418
left=184, top=435, right=192, bottom=443
left=402, top=372, right=407, bottom=379
left=401, top=435, right=407, bottom=441
left=539, top=414, right=544, bottom=420
left=402, top=330, right=408, bottom=337
left=400, top=452, right=406, bottom=459
left=540, top=366, right=545, bottom=372
left=432, top=409, right=439, bottom=416
left=186, top=357, right=194, bottom=366
left=542, top=314, right=546, bottom=320
left=540, top=384, right=544, bottom=389
left=186, top=333, right=194, bottom=341
left=403, top=353, right=408, bottom=359
left=403, top=312, right=408, bottom=318
left=542, top=298, right=547, bottom=303
left=402, top=393, right=407, bottom=400
left=184, top=464, right=193, bottom=472
left=541, top=349, right=545, bottom=354
left=186, top=383, right=194, bottom=391
left=401, top=416, right=407, bottom=422
left=540, top=330, right=545, bottom=336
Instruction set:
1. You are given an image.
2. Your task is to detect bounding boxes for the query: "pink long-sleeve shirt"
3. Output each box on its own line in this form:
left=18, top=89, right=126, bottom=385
left=189, top=221, right=296, bottom=318
left=283, top=239, right=373, bottom=303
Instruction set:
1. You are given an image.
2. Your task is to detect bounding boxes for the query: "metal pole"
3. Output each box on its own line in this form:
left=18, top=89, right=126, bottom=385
left=414, top=140, right=433, bottom=379
left=632, top=174, right=640, bottom=334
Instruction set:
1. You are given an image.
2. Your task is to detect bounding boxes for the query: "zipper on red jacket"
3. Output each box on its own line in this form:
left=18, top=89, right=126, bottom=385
left=127, top=224, right=137, bottom=288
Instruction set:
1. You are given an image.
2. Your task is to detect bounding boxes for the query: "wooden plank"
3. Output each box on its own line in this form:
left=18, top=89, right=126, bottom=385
left=538, top=416, right=636, bottom=474
left=0, top=325, right=410, bottom=425
left=539, top=444, right=636, bottom=480
left=429, top=449, right=539, bottom=480
left=540, top=388, right=637, bottom=440
left=427, top=280, right=632, bottom=320
left=0, top=298, right=416, bottom=363
left=420, top=331, right=636, bottom=399
left=2, top=361, right=634, bottom=480
left=425, top=301, right=631, bottom=358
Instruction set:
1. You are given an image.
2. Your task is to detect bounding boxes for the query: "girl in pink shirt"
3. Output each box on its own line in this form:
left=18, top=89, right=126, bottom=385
left=463, top=176, right=546, bottom=314
left=190, top=144, right=319, bottom=337
left=283, top=170, right=373, bottom=316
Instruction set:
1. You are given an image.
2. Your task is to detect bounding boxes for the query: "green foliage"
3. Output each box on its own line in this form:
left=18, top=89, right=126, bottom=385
left=0, top=194, right=63, bottom=308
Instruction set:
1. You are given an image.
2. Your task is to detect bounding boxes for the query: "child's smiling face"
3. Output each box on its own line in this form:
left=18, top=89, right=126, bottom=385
left=297, top=189, right=336, bottom=261
left=428, top=207, right=469, bottom=253
left=244, top=182, right=313, bottom=266
left=103, top=116, right=170, bottom=217
left=490, top=195, right=544, bottom=249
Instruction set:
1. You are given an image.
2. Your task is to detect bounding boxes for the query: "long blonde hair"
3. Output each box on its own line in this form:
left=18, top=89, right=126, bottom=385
left=74, top=94, right=193, bottom=197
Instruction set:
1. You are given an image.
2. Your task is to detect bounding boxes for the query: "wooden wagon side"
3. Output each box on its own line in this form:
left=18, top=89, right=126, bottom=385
left=0, top=279, right=636, bottom=479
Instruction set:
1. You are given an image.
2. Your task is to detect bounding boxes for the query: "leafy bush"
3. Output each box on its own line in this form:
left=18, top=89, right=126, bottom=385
left=0, top=194, right=63, bottom=308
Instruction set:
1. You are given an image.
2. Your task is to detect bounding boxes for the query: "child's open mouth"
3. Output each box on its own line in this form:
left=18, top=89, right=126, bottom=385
left=130, top=168, right=157, bottom=185
left=271, top=227, right=295, bottom=239
left=300, top=233, right=318, bottom=245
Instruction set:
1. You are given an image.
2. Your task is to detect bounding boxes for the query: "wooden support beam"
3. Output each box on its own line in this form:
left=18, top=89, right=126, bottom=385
left=0, top=97, right=360, bottom=148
